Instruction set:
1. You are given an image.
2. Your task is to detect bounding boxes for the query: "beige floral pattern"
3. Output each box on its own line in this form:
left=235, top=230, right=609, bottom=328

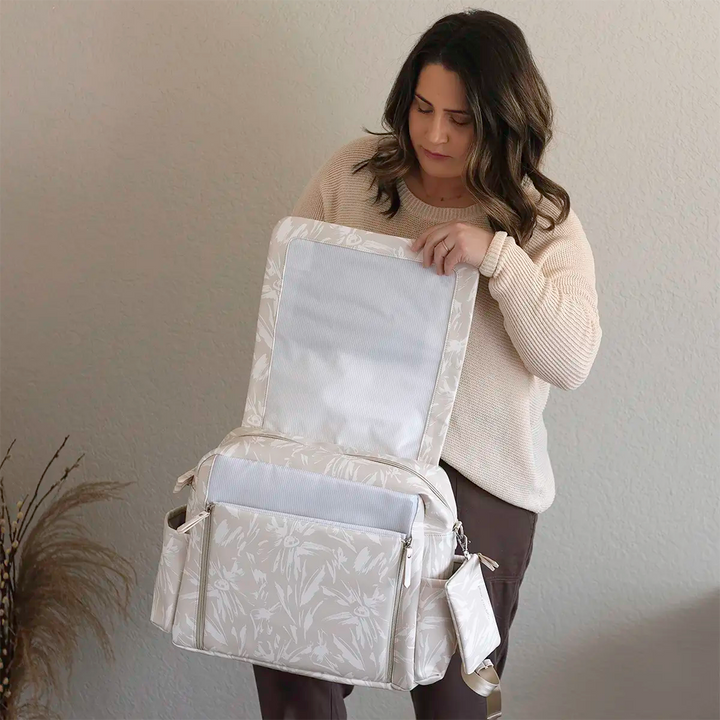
left=154, top=433, right=501, bottom=690
left=170, top=518, right=204, bottom=650
left=182, top=428, right=457, bottom=540
left=154, top=418, right=505, bottom=690
left=171, top=499, right=424, bottom=687
left=149, top=217, right=503, bottom=693
left=150, top=506, right=190, bottom=633
left=240, top=216, right=479, bottom=466
left=153, top=428, right=488, bottom=687
left=445, top=554, right=501, bottom=675
left=414, top=577, right=458, bottom=684
left=422, top=530, right=457, bottom=580
left=152, top=208, right=506, bottom=690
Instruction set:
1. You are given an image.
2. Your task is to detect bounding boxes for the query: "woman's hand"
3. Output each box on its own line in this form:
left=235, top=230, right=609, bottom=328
left=410, top=221, right=495, bottom=275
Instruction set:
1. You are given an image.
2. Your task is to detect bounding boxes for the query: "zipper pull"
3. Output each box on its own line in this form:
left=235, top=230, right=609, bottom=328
left=173, top=469, right=195, bottom=494
left=477, top=552, right=499, bottom=571
left=176, top=509, right=210, bottom=533
left=403, top=538, right=413, bottom=587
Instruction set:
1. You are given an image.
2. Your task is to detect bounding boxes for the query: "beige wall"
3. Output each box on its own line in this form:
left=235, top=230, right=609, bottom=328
left=1, top=1, right=718, bottom=718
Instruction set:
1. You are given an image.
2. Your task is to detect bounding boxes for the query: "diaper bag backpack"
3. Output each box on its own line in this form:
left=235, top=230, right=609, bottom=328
left=150, top=216, right=504, bottom=718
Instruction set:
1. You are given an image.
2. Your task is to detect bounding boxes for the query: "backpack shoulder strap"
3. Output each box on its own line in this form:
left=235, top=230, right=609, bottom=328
left=461, top=660, right=502, bottom=719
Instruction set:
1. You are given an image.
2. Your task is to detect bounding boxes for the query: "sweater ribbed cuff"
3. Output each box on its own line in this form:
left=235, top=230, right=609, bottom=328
left=478, top=231, right=508, bottom=277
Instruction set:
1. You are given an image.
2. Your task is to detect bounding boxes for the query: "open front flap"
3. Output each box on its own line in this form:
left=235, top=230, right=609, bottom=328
left=242, top=216, right=479, bottom=465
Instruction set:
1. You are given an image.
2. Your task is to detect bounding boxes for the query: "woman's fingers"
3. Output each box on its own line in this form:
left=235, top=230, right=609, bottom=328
left=425, top=231, right=447, bottom=268
left=411, top=222, right=459, bottom=272
left=443, top=245, right=462, bottom=275
left=411, top=222, right=452, bottom=265
left=433, top=239, right=449, bottom=274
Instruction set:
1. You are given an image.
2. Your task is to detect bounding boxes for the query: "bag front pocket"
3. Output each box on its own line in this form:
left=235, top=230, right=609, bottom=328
left=151, top=505, right=190, bottom=633
left=194, top=501, right=417, bottom=684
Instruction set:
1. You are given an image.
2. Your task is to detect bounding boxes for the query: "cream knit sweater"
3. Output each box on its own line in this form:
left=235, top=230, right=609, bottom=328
left=290, top=134, right=602, bottom=513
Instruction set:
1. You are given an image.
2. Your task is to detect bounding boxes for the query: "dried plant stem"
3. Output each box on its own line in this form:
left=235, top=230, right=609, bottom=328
left=0, top=437, right=136, bottom=720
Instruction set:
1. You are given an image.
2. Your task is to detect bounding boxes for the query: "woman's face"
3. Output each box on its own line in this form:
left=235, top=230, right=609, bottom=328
left=407, top=63, right=476, bottom=179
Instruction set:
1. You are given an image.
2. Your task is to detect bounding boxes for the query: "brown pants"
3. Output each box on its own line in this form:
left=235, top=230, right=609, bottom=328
left=252, top=458, right=539, bottom=720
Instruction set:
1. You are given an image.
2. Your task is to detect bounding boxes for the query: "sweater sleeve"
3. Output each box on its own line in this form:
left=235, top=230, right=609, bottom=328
left=477, top=208, right=602, bottom=390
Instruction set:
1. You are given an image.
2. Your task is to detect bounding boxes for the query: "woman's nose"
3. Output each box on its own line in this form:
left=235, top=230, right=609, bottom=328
left=427, top=119, right=449, bottom=144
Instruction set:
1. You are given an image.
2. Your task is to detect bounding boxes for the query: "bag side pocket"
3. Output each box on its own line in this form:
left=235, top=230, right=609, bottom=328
left=150, top=505, right=190, bottom=633
left=413, top=577, right=457, bottom=684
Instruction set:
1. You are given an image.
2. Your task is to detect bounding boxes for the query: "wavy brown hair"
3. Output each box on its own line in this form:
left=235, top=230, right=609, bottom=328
left=350, top=8, right=571, bottom=247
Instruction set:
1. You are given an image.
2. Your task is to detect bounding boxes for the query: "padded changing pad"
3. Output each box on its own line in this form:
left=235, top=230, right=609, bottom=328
left=242, top=217, right=480, bottom=465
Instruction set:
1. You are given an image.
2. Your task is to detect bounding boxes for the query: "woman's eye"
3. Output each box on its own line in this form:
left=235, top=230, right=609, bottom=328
left=417, top=107, right=470, bottom=126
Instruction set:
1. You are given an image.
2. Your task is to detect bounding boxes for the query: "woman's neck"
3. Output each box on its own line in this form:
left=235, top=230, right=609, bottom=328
left=403, top=166, right=479, bottom=208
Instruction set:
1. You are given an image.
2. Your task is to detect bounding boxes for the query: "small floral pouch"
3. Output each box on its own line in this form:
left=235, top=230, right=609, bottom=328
left=445, top=552, right=501, bottom=676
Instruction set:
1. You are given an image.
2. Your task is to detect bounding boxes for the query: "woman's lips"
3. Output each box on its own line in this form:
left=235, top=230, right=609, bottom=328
left=423, top=147, right=450, bottom=159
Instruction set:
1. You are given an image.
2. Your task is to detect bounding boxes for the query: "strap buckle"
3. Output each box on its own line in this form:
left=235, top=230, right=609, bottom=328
left=453, top=519, right=471, bottom=559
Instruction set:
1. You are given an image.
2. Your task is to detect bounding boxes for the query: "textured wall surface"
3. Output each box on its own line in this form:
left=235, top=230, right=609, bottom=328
left=1, top=1, right=718, bottom=718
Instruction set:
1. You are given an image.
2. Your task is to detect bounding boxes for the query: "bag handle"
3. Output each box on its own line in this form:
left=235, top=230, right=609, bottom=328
left=461, top=659, right=502, bottom=718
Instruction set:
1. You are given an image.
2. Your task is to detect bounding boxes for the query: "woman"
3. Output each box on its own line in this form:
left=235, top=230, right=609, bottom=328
left=253, top=8, right=602, bottom=720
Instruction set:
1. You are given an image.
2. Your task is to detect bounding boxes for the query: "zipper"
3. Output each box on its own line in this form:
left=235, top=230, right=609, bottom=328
left=221, top=428, right=292, bottom=444
left=195, top=501, right=215, bottom=649
left=186, top=498, right=417, bottom=546
left=387, top=535, right=413, bottom=683
left=477, top=552, right=499, bottom=571
left=177, top=429, right=303, bottom=493
left=403, top=536, right=413, bottom=587
left=176, top=510, right=209, bottom=534
left=220, top=501, right=407, bottom=538
left=386, top=494, right=421, bottom=683
left=179, top=500, right=408, bottom=539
